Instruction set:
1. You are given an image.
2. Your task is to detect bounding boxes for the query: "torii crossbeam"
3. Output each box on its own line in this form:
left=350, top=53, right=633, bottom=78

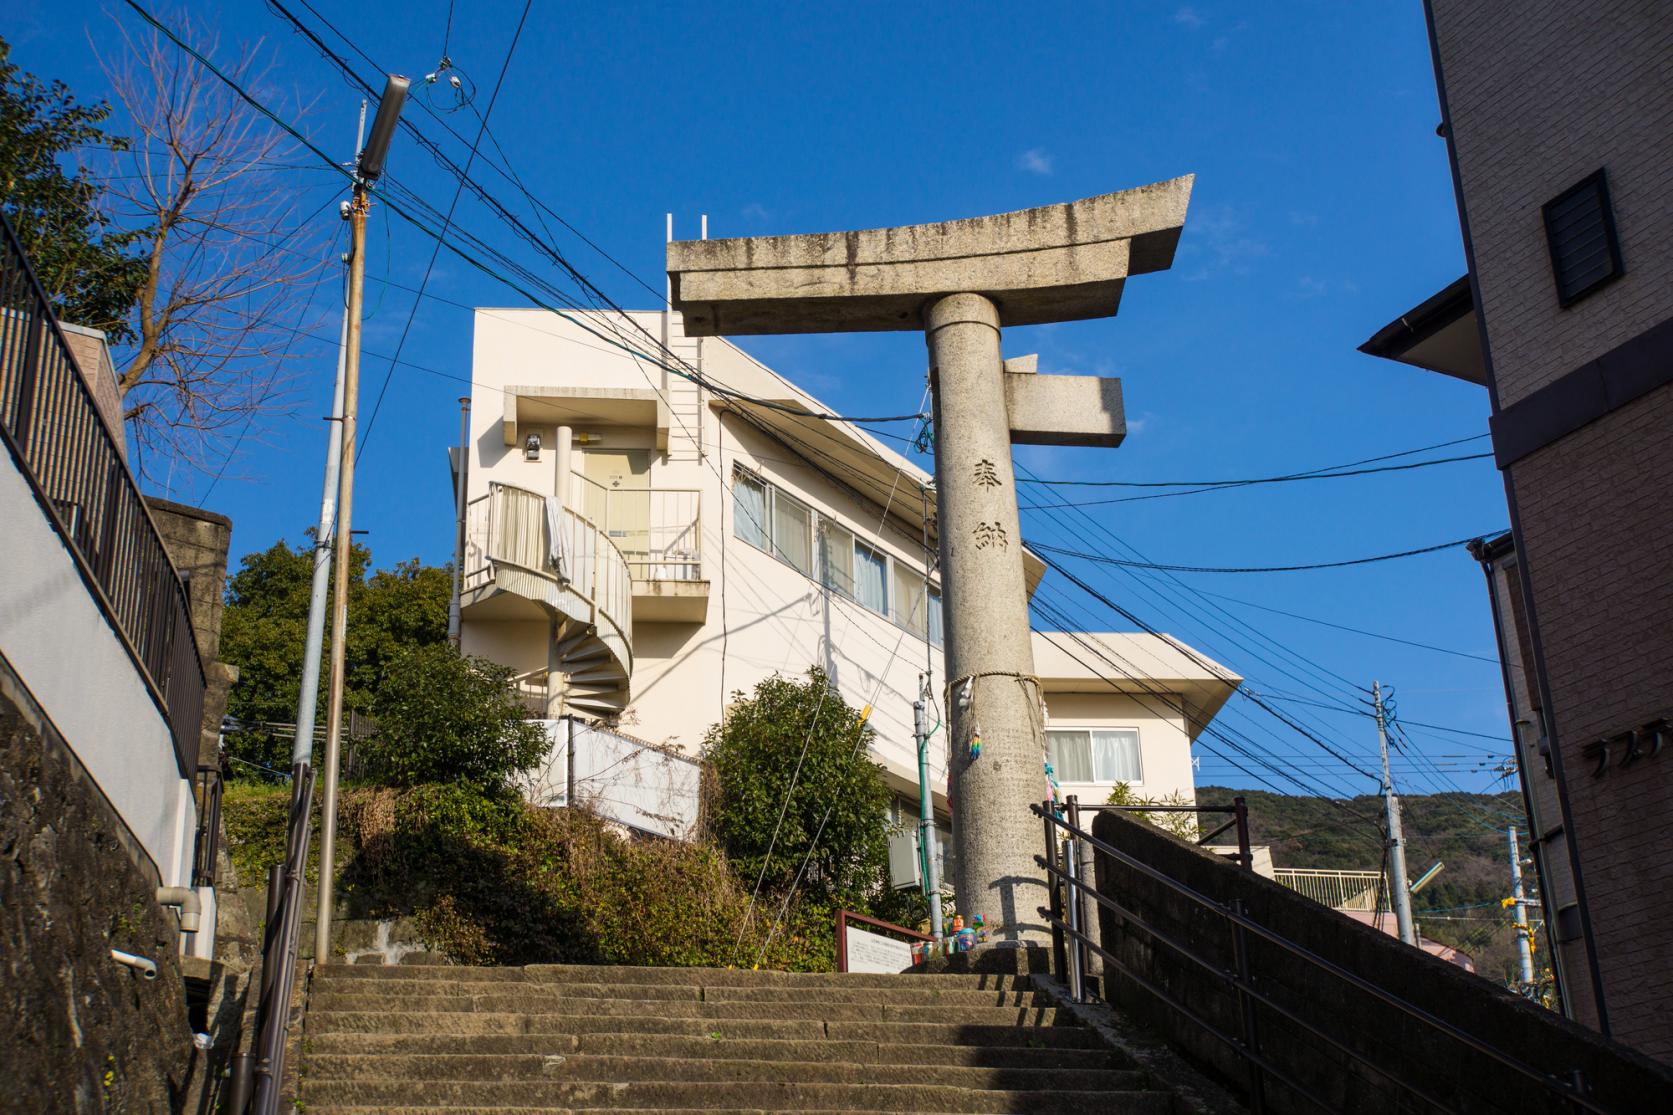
left=669, top=176, right=1193, bottom=943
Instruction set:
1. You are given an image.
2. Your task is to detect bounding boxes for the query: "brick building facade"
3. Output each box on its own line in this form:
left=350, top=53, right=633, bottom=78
left=1364, top=2, right=1673, bottom=1062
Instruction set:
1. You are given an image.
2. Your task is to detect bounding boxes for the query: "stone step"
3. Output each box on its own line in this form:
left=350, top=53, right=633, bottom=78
left=303, top=1052, right=1150, bottom=1092
left=306, top=1012, right=1102, bottom=1048
left=312, top=963, right=1034, bottom=991
left=303, top=1078, right=1173, bottom=1113
left=311, top=980, right=1054, bottom=1008
left=306, top=993, right=1066, bottom=1026
left=306, top=1032, right=1128, bottom=1070
left=320, top=1109, right=1015, bottom=1114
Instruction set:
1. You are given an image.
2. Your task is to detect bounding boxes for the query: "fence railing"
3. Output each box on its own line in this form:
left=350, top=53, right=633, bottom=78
left=1272, top=868, right=1387, bottom=913
left=570, top=472, right=702, bottom=581
left=0, top=212, right=204, bottom=775
left=463, top=481, right=633, bottom=672
left=192, top=764, right=223, bottom=888
left=1033, top=798, right=1611, bottom=1115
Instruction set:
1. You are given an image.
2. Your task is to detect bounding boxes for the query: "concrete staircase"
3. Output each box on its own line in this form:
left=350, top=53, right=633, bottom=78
left=300, top=963, right=1182, bottom=1113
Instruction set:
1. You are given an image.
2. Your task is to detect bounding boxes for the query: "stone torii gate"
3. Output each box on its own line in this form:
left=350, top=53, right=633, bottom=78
left=668, top=176, right=1193, bottom=943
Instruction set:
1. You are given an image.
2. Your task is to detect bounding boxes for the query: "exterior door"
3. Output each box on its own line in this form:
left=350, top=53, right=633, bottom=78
left=583, top=449, right=650, bottom=573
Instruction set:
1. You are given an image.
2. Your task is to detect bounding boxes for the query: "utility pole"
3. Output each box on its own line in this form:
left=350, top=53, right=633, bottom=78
left=914, top=673, right=944, bottom=941
left=315, top=76, right=408, bottom=963
left=1374, top=680, right=1417, bottom=946
left=289, top=102, right=365, bottom=770
left=447, top=395, right=471, bottom=647
left=1508, top=826, right=1537, bottom=989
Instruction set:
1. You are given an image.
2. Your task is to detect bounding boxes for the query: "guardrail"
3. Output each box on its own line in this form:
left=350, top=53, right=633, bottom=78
left=0, top=212, right=204, bottom=775
left=1272, top=868, right=1386, bottom=913
left=463, top=481, right=633, bottom=672
left=571, top=472, right=702, bottom=581
left=1033, top=797, right=1610, bottom=1114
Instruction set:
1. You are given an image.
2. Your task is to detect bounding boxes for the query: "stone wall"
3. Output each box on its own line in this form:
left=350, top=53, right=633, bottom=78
left=1, top=652, right=198, bottom=1112
left=1089, top=808, right=1673, bottom=1115
left=145, top=497, right=236, bottom=771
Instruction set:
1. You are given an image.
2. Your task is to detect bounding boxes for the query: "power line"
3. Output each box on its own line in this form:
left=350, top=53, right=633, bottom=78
left=1193, top=588, right=1500, bottom=665
left=357, top=0, right=533, bottom=458
left=1029, top=533, right=1501, bottom=575
left=1019, top=448, right=1490, bottom=492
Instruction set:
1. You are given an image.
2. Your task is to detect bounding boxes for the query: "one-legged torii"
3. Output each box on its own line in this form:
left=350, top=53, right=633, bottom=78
left=668, top=177, right=1193, bottom=944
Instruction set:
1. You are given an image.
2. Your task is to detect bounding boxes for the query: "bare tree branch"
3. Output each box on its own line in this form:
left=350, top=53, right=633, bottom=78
left=95, top=9, right=333, bottom=481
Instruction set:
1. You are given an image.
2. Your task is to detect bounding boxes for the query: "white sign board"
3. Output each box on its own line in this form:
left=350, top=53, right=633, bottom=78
left=844, top=925, right=916, bottom=974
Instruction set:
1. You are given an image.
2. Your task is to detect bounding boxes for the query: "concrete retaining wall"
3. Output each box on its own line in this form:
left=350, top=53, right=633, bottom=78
left=1090, top=809, right=1673, bottom=1114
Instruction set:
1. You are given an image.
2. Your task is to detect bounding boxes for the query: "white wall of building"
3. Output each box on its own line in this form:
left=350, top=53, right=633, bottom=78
left=463, top=309, right=1237, bottom=817
left=0, top=449, right=194, bottom=887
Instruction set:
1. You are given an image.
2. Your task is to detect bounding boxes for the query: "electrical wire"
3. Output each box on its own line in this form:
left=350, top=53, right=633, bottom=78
left=1028, top=533, right=1502, bottom=575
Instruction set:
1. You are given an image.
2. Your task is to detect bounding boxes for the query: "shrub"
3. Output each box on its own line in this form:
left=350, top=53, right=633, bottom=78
left=361, top=645, right=548, bottom=789
left=702, top=669, right=894, bottom=907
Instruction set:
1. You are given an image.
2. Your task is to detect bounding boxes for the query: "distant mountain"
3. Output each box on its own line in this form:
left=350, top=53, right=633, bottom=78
left=1197, top=785, right=1534, bottom=987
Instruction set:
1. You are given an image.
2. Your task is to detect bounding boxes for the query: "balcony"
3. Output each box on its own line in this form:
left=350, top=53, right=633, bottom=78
left=570, top=473, right=709, bottom=623
left=1272, top=868, right=1388, bottom=913
left=464, top=481, right=633, bottom=716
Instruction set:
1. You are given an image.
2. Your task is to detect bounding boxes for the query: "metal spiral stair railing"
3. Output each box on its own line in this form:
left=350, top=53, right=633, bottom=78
left=464, top=481, right=633, bottom=718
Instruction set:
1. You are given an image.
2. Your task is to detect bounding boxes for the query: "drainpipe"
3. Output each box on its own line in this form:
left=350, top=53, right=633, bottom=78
left=155, top=886, right=202, bottom=932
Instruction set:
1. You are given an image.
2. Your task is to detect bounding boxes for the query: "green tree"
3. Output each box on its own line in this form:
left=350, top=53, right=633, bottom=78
left=703, top=669, right=894, bottom=905
left=1106, top=782, right=1201, bottom=840
left=0, top=38, right=145, bottom=339
left=361, top=645, right=548, bottom=789
left=218, top=537, right=451, bottom=775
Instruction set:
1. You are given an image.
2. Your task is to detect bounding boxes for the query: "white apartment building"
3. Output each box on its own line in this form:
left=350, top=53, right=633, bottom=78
left=457, top=307, right=1240, bottom=840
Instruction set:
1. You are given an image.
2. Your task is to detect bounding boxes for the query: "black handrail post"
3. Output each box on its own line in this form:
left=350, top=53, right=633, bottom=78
left=1234, top=796, right=1252, bottom=871
left=1229, top=897, right=1267, bottom=1113
left=1043, top=799, right=1066, bottom=983
left=1066, top=795, right=1090, bottom=1002
left=11, top=310, right=43, bottom=454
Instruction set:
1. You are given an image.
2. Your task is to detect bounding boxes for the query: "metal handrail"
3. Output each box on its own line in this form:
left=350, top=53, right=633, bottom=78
left=192, top=764, right=223, bottom=888
left=1033, top=800, right=1608, bottom=1114
left=244, top=763, right=317, bottom=1115
left=0, top=212, right=206, bottom=775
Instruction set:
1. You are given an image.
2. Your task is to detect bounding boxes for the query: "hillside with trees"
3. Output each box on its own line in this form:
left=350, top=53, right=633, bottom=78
left=1199, top=784, right=1541, bottom=994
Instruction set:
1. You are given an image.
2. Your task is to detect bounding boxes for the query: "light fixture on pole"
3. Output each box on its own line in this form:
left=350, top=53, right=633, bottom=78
left=315, top=74, right=408, bottom=964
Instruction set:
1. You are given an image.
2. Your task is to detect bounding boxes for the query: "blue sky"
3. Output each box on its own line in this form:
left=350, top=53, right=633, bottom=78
left=11, top=2, right=1517, bottom=799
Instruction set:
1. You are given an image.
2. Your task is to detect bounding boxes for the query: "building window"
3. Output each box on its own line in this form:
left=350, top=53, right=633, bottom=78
left=733, top=471, right=768, bottom=549
left=854, top=541, right=889, bottom=615
left=893, top=563, right=927, bottom=637
left=820, top=520, right=854, bottom=596
left=928, top=587, right=944, bottom=647
left=1542, top=169, right=1624, bottom=308
left=772, top=490, right=813, bottom=575
left=1047, top=728, right=1142, bottom=783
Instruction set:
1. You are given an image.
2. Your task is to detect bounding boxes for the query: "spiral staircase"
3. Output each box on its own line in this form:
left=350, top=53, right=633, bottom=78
left=463, top=481, right=633, bottom=720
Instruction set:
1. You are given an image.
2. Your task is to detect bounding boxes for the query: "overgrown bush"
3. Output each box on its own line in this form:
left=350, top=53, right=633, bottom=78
left=360, top=645, right=547, bottom=789
left=703, top=669, right=896, bottom=905
left=222, top=781, right=843, bottom=970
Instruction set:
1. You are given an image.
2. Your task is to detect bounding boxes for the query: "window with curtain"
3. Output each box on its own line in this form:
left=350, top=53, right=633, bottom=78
left=928, top=586, right=944, bottom=647
left=772, top=490, right=813, bottom=574
left=1046, top=728, right=1142, bottom=783
left=733, top=472, right=767, bottom=549
left=820, top=520, right=854, bottom=596
left=854, top=541, right=888, bottom=615
left=892, top=564, right=927, bottom=636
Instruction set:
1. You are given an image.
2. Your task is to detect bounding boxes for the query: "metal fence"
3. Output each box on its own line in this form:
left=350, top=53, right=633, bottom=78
left=0, top=212, right=204, bottom=775
left=1272, top=868, right=1387, bottom=913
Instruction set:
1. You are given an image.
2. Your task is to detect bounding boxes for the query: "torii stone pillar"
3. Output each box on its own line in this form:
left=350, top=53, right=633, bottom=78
left=669, top=177, right=1193, bottom=943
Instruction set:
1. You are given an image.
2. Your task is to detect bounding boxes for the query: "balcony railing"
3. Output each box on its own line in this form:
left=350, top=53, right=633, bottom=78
left=0, top=213, right=204, bottom=776
left=570, top=473, right=702, bottom=581
left=1272, top=867, right=1388, bottom=912
left=464, top=480, right=633, bottom=672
